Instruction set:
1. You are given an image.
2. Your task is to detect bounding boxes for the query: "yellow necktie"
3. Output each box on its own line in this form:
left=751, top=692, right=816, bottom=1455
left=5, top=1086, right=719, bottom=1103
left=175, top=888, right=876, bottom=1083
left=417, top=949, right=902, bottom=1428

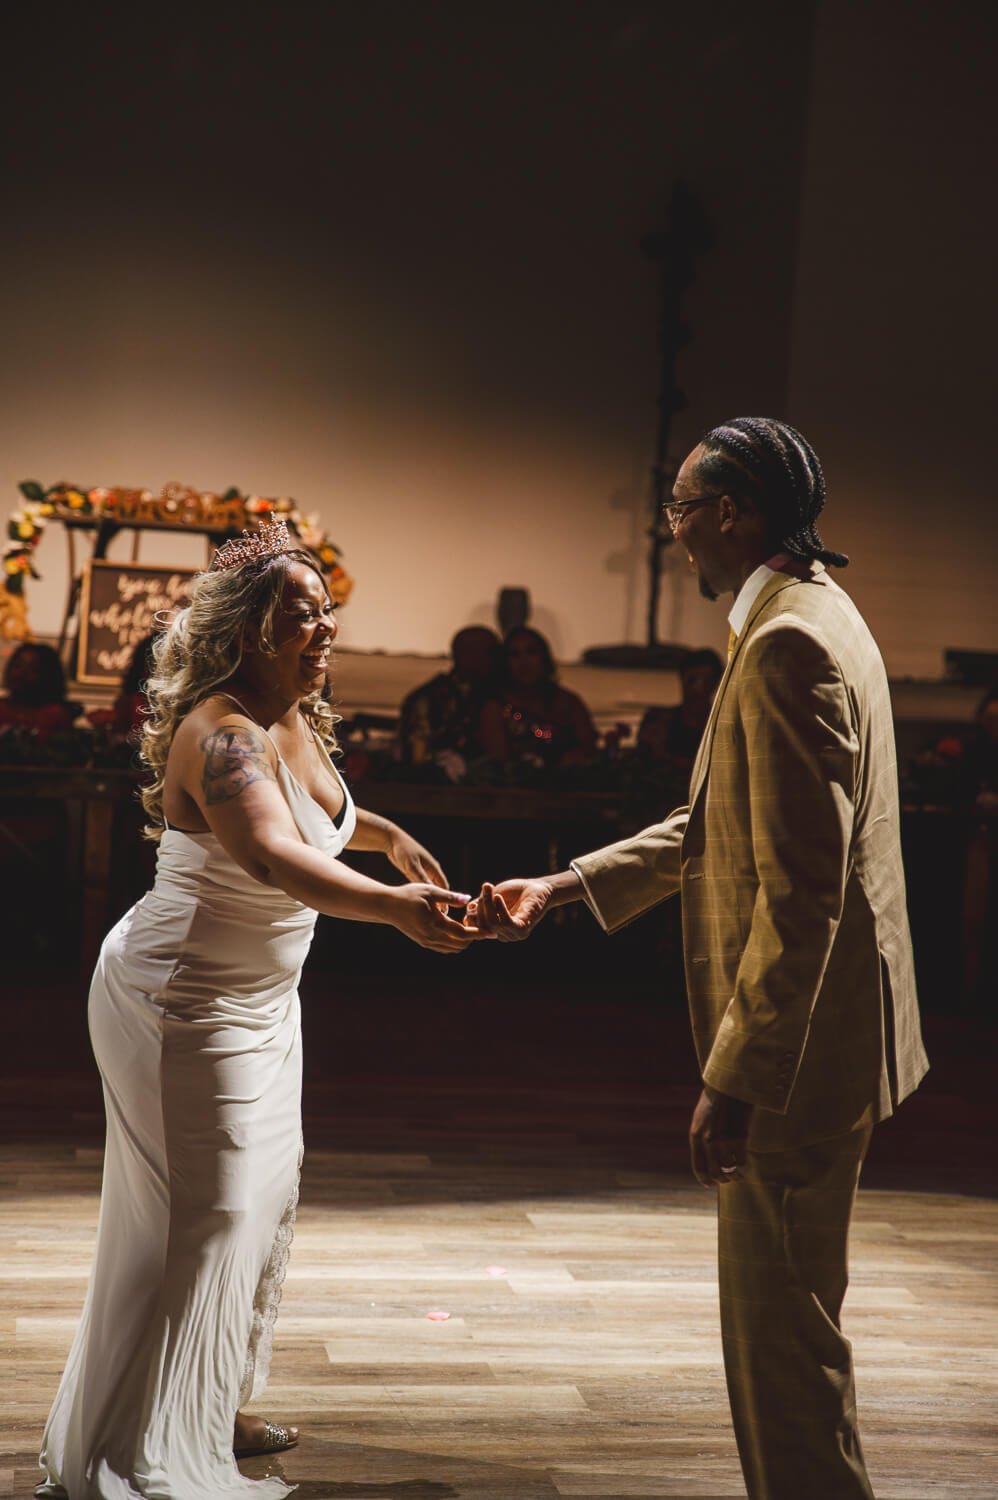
left=727, top=625, right=738, bottom=662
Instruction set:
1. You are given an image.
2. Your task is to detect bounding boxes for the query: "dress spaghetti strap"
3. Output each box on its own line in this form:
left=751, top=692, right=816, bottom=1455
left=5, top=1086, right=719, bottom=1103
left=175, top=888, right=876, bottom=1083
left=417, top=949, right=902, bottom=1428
left=211, top=691, right=263, bottom=727
left=209, top=692, right=347, bottom=830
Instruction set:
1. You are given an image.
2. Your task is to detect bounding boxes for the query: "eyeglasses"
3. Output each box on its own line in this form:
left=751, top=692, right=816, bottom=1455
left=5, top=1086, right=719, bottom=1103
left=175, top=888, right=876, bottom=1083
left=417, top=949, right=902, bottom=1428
left=663, top=494, right=724, bottom=534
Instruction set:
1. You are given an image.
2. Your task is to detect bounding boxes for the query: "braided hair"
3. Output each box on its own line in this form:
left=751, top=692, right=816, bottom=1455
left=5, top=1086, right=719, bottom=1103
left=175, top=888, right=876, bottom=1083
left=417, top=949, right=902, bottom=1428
left=696, top=416, right=848, bottom=568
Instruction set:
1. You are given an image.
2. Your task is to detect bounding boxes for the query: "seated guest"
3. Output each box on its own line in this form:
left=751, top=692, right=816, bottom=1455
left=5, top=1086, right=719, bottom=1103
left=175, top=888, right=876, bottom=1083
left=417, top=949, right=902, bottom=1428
left=0, top=642, right=82, bottom=738
left=951, top=685, right=998, bottom=812
left=905, top=684, right=998, bottom=811
left=113, top=632, right=160, bottom=739
left=637, top=647, right=724, bottom=770
left=480, top=626, right=597, bottom=768
left=0, top=642, right=82, bottom=949
left=961, top=687, right=998, bottom=1003
left=86, top=633, right=161, bottom=741
left=399, top=625, right=500, bottom=765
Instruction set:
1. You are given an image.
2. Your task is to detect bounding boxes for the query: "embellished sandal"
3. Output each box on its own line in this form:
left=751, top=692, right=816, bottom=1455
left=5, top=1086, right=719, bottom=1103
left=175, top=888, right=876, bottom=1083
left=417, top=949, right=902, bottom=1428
left=234, top=1417, right=300, bottom=1458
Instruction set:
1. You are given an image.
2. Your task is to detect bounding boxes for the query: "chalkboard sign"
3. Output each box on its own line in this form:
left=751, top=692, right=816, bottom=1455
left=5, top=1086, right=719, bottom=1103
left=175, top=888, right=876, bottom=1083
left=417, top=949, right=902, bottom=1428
left=77, top=560, right=195, bottom=684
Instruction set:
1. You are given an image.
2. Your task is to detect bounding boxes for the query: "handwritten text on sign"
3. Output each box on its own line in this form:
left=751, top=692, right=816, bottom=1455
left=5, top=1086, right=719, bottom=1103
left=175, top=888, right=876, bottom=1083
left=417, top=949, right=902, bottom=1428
left=79, top=562, right=195, bottom=681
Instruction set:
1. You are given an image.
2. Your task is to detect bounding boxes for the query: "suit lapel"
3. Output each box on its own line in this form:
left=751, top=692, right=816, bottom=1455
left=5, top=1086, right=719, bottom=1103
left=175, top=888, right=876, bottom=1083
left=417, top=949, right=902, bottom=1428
left=687, top=562, right=826, bottom=808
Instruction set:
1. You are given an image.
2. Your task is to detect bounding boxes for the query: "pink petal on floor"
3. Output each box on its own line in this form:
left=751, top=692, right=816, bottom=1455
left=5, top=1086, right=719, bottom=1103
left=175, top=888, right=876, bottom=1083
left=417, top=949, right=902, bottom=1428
left=426, top=1309, right=451, bottom=1321
left=485, top=1265, right=508, bottom=1277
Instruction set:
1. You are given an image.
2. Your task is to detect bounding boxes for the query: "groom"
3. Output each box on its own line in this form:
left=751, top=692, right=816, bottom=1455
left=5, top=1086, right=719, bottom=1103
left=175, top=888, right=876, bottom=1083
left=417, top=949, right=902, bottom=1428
left=472, top=418, right=928, bottom=1500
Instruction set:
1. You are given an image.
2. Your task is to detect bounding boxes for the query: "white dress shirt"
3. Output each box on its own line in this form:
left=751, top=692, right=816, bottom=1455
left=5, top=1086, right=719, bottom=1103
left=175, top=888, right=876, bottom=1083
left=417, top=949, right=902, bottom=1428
left=728, top=559, right=783, bottom=639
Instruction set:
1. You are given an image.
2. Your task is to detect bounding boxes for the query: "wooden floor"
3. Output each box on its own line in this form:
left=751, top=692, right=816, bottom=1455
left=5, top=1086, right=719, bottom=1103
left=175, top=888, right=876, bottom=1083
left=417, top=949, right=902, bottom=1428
left=4, top=1066, right=997, bottom=1500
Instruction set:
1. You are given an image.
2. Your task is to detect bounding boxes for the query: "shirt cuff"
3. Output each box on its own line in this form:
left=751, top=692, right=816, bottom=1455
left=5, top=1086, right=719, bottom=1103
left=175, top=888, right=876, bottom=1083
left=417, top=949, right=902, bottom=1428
left=569, top=860, right=609, bottom=933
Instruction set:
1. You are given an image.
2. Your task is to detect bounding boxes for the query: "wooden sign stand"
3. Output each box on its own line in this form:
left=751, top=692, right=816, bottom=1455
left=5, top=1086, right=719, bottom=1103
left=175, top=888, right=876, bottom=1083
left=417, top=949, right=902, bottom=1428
left=58, top=515, right=231, bottom=678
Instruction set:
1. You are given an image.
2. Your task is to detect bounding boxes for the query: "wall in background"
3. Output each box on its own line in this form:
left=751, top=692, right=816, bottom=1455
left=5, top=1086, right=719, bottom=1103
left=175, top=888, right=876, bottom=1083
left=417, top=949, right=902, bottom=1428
left=0, top=2, right=809, bottom=666
left=2, top=2, right=993, bottom=680
left=787, top=0, right=998, bottom=680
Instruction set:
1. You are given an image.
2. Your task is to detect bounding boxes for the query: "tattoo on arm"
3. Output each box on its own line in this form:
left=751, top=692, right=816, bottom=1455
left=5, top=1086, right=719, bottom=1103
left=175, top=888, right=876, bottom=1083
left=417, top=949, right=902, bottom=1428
left=200, top=725, right=277, bottom=805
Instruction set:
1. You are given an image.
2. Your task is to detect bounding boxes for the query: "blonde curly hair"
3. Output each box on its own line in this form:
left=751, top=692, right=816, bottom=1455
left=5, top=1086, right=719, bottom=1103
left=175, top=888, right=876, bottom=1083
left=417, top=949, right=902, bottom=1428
left=140, top=548, right=338, bottom=840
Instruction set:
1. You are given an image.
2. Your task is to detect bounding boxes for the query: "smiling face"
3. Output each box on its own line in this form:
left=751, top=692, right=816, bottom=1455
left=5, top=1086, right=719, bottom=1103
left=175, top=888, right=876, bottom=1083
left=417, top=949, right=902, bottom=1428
left=247, top=558, right=338, bottom=702
left=671, top=444, right=769, bottom=601
left=670, top=445, right=729, bottom=602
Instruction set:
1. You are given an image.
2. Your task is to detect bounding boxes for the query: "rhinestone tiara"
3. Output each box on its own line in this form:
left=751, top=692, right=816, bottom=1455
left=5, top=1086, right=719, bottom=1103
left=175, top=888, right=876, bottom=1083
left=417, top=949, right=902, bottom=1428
left=211, top=517, right=294, bottom=572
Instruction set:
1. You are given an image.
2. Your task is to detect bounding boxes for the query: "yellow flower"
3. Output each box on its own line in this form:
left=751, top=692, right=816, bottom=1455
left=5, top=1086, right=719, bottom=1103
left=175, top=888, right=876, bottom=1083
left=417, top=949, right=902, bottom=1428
left=17, top=521, right=34, bottom=539
left=67, top=490, right=86, bottom=509
left=5, top=556, right=22, bottom=575
left=39, top=503, right=55, bottom=516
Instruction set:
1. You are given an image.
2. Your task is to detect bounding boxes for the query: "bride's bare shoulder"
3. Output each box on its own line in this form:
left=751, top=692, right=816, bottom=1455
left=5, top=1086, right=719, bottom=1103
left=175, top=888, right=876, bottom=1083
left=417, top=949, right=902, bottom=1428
left=171, top=695, right=271, bottom=762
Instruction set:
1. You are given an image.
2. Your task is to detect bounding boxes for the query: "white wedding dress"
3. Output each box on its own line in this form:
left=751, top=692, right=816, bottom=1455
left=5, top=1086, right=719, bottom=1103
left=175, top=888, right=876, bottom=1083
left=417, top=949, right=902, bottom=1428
left=37, top=714, right=355, bottom=1500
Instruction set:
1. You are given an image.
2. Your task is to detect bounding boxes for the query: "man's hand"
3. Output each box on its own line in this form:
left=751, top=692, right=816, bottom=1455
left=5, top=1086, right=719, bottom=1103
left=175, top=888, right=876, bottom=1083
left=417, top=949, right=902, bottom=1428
left=387, top=829, right=448, bottom=888
left=389, top=884, right=477, bottom=954
left=689, top=1084, right=753, bottom=1188
left=467, top=879, right=554, bottom=941
left=468, top=869, right=585, bottom=940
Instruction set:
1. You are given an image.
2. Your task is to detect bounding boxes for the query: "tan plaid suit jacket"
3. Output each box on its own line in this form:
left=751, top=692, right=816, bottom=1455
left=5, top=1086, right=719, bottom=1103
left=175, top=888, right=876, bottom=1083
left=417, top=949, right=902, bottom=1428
left=574, top=563, right=928, bottom=1149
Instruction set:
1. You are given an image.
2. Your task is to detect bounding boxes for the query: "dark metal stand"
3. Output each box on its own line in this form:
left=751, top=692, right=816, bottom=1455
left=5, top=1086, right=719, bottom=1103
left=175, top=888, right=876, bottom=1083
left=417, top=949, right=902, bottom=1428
left=584, top=183, right=713, bottom=671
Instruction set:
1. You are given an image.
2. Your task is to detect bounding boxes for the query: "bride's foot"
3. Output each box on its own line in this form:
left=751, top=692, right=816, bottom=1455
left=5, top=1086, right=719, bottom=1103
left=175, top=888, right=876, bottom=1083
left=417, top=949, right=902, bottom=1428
left=233, top=1411, right=300, bottom=1458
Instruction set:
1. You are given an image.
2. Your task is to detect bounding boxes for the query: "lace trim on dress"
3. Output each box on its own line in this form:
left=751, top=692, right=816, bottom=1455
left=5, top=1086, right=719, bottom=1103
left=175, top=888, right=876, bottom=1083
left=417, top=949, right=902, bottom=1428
left=239, top=1136, right=304, bottom=1405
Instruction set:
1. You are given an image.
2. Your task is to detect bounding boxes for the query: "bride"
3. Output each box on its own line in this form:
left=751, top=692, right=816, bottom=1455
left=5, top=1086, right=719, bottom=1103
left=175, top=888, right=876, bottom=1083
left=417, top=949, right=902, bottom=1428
left=37, top=520, right=475, bottom=1499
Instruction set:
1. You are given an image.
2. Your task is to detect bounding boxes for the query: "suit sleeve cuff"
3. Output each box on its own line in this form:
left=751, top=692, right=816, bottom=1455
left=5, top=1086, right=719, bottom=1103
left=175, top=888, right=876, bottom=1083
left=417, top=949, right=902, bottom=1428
left=569, top=860, right=609, bottom=933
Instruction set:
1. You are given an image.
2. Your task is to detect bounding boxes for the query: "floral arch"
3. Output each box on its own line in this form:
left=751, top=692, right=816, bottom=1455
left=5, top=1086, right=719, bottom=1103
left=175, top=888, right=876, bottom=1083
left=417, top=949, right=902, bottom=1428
left=1, top=480, right=353, bottom=642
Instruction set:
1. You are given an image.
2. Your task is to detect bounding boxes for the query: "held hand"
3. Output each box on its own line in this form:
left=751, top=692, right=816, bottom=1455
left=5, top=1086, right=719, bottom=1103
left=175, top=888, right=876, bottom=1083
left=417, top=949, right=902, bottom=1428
left=689, top=1085, right=753, bottom=1188
left=468, top=879, right=556, bottom=942
left=387, top=830, right=448, bottom=888
left=390, top=884, right=477, bottom=954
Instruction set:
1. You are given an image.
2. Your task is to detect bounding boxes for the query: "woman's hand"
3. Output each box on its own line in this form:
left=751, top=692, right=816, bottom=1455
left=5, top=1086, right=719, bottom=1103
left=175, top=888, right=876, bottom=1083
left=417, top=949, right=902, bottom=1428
left=387, top=883, right=477, bottom=954
left=387, top=829, right=448, bottom=887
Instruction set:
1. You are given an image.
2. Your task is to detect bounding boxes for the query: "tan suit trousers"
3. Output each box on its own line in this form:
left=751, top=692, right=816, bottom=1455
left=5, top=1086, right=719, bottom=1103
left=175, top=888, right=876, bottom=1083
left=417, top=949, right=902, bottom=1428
left=718, top=1121, right=876, bottom=1500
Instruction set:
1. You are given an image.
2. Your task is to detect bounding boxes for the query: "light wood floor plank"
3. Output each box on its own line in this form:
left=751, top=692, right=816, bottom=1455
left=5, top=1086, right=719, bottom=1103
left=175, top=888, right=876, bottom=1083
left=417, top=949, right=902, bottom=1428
left=5, top=1135, right=998, bottom=1498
